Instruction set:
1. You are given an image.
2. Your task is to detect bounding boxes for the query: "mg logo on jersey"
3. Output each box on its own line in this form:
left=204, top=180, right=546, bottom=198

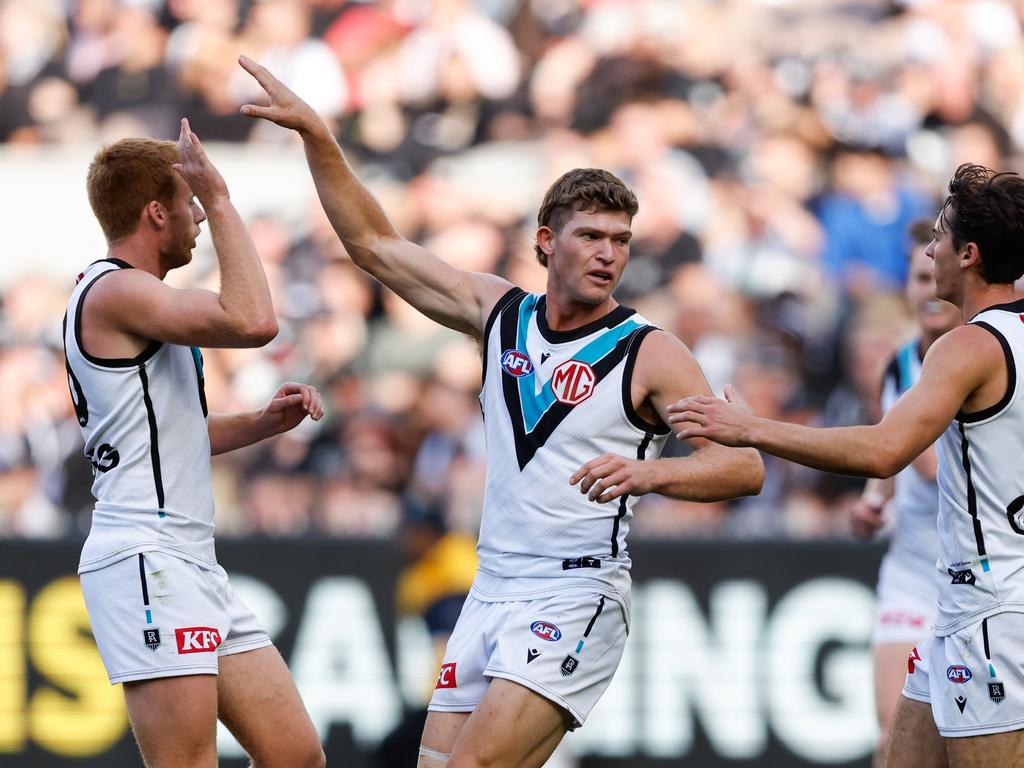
left=436, top=662, right=457, bottom=689
left=947, top=665, right=973, bottom=684
left=175, top=627, right=222, bottom=654
left=500, top=349, right=534, bottom=377
left=531, top=621, right=562, bottom=641
left=551, top=360, right=595, bottom=405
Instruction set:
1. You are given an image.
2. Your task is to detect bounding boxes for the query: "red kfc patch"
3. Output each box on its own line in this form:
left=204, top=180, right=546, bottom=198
left=435, top=662, right=457, bottom=689
left=175, top=627, right=222, bottom=654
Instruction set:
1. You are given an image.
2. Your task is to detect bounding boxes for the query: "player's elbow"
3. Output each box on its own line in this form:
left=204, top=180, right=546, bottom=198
left=871, top=448, right=906, bottom=480
left=236, top=316, right=279, bottom=347
left=734, top=448, right=765, bottom=497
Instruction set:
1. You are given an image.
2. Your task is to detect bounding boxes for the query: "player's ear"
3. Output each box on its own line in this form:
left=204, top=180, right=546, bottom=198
left=536, top=226, right=555, bottom=259
left=144, top=200, right=167, bottom=230
left=961, top=241, right=981, bottom=270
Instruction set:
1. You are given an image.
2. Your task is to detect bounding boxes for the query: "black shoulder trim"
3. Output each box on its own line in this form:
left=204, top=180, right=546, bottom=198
left=481, top=287, right=527, bottom=390
left=75, top=268, right=163, bottom=368
left=957, top=321, right=1016, bottom=423
left=535, top=296, right=636, bottom=343
left=62, top=311, right=89, bottom=427
left=100, top=258, right=135, bottom=270
left=971, top=298, right=1024, bottom=319
left=621, top=326, right=670, bottom=434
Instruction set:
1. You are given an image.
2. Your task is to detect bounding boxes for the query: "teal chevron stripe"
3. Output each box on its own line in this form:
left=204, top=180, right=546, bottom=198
left=514, top=295, right=642, bottom=433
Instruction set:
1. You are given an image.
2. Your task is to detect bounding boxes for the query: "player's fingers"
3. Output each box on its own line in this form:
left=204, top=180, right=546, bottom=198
left=591, top=470, right=631, bottom=501
left=570, top=458, right=604, bottom=485
left=271, top=393, right=304, bottom=411
left=675, top=426, right=704, bottom=441
left=238, top=55, right=276, bottom=90
left=240, top=104, right=276, bottom=120
left=666, top=410, right=706, bottom=426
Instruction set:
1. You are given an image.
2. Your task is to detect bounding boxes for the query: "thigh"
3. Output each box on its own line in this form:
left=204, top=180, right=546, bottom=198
left=874, top=641, right=920, bottom=736
left=947, top=729, right=1024, bottom=767
left=449, top=677, right=569, bottom=768
left=217, top=645, right=324, bottom=768
left=420, top=710, right=471, bottom=754
left=883, top=694, right=947, bottom=768
left=124, top=674, right=219, bottom=768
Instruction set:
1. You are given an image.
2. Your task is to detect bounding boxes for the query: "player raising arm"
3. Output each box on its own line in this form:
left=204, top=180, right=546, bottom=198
left=66, top=120, right=324, bottom=768
left=670, top=164, right=1024, bottom=768
left=239, top=55, right=762, bottom=768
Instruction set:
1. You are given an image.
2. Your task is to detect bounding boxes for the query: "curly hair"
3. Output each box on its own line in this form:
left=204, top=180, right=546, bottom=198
left=534, top=168, right=638, bottom=266
left=941, top=163, right=1024, bottom=284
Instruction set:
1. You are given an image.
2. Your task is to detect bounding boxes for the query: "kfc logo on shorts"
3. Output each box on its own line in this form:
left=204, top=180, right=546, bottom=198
left=175, top=627, right=222, bottom=654
left=530, top=621, right=562, bottom=641
left=947, top=665, right=973, bottom=684
left=908, top=647, right=921, bottom=674
left=500, top=350, right=534, bottom=377
left=436, top=662, right=457, bottom=689
left=551, top=360, right=595, bottom=405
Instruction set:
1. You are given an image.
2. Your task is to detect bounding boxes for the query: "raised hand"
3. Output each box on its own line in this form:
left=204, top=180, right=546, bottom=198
left=259, top=382, right=324, bottom=435
left=666, top=383, right=757, bottom=447
left=238, top=55, right=320, bottom=132
left=173, top=118, right=228, bottom=203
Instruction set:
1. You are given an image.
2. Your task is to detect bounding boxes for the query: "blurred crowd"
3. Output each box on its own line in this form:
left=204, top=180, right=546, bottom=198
left=2, top=0, right=1022, bottom=542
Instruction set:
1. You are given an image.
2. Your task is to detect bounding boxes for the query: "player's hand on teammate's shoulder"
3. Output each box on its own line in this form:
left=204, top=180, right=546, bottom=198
left=173, top=118, right=228, bottom=203
left=260, top=382, right=324, bottom=435
left=667, top=384, right=756, bottom=447
left=238, top=55, right=320, bottom=133
left=570, top=453, right=656, bottom=504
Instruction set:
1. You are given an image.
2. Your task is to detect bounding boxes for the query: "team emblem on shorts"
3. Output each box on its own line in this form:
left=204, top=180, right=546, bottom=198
left=500, top=350, right=534, bottom=377
left=436, top=662, right=457, bottom=689
left=143, top=628, right=161, bottom=651
left=947, top=665, right=973, bottom=684
left=560, top=655, right=579, bottom=677
left=955, top=695, right=967, bottom=714
left=551, top=360, right=595, bottom=406
left=531, top=621, right=562, bottom=641
left=948, top=567, right=976, bottom=585
left=989, top=682, right=1006, bottom=704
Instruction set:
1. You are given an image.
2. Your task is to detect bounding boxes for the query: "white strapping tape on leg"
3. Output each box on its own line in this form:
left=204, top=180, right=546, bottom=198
left=418, top=746, right=451, bottom=767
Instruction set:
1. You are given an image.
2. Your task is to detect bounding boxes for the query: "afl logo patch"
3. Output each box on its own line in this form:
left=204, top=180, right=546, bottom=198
left=501, top=349, right=534, bottom=377
left=947, top=665, right=973, bottom=684
left=530, top=621, right=562, bottom=641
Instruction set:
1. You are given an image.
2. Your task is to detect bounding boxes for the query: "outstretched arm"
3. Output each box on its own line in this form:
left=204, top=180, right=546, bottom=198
left=570, top=331, right=765, bottom=504
left=667, top=325, right=1000, bottom=478
left=208, top=382, right=323, bottom=455
left=238, top=56, right=512, bottom=339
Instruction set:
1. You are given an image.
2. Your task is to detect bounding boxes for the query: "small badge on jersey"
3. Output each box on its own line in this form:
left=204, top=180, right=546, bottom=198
left=955, top=695, right=967, bottom=714
left=500, top=350, right=534, bottom=377
left=551, top=360, right=596, bottom=406
left=143, top=628, right=161, bottom=652
left=562, top=557, right=601, bottom=570
left=531, top=621, right=562, bottom=641
left=989, top=682, right=1006, bottom=704
left=948, top=567, right=976, bottom=585
left=947, top=665, right=973, bottom=684
left=560, top=655, right=579, bottom=677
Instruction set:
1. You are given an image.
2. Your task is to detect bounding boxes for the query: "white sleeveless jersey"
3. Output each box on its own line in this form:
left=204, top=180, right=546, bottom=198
left=934, top=298, right=1024, bottom=635
left=63, top=259, right=216, bottom=573
left=880, top=340, right=939, bottom=573
left=471, top=289, right=670, bottom=615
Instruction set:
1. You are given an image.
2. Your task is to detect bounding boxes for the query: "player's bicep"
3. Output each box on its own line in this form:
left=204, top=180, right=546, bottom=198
left=370, top=238, right=514, bottom=337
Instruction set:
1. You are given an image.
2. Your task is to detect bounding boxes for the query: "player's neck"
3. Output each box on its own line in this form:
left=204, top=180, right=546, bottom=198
left=543, top=295, right=619, bottom=332
left=962, top=283, right=1020, bottom=321
left=106, top=239, right=166, bottom=280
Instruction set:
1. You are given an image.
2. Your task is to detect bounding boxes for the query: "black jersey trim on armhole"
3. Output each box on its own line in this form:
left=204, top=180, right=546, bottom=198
left=62, top=311, right=89, bottom=427
left=970, top=298, right=1024, bottom=320
left=481, top=287, right=526, bottom=390
left=191, top=348, right=208, bottom=418
left=75, top=268, right=163, bottom=368
left=611, top=432, right=654, bottom=557
left=621, top=326, right=671, bottom=435
left=958, top=422, right=987, bottom=561
left=957, top=321, right=1016, bottom=423
left=138, top=366, right=166, bottom=514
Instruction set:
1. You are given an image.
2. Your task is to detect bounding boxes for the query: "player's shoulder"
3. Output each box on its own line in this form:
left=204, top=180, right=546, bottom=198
left=923, top=324, right=1004, bottom=379
left=632, top=328, right=701, bottom=387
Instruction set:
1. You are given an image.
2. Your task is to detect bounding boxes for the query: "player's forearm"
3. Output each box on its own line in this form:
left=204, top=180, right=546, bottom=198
left=299, top=124, right=400, bottom=266
left=648, top=448, right=764, bottom=502
left=208, top=411, right=272, bottom=455
left=747, top=418, right=900, bottom=477
left=204, top=198, right=278, bottom=345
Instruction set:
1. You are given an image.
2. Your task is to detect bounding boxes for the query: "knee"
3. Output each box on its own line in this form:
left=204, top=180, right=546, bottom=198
left=295, top=743, right=326, bottom=768
left=253, top=742, right=325, bottom=768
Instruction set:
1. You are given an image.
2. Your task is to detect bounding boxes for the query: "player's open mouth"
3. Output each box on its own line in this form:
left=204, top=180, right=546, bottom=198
left=588, top=270, right=613, bottom=284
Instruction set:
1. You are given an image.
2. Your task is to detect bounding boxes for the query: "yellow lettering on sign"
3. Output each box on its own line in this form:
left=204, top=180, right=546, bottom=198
left=0, top=580, right=26, bottom=751
left=28, top=577, right=127, bottom=756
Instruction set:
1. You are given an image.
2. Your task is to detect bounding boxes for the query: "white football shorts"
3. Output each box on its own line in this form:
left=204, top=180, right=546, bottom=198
left=80, top=551, right=271, bottom=684
left=902, top=611, right=1024, bottom=737
left=428, top=590, right=628, bottom=728
left=872, top=550, right=937, bottom=645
